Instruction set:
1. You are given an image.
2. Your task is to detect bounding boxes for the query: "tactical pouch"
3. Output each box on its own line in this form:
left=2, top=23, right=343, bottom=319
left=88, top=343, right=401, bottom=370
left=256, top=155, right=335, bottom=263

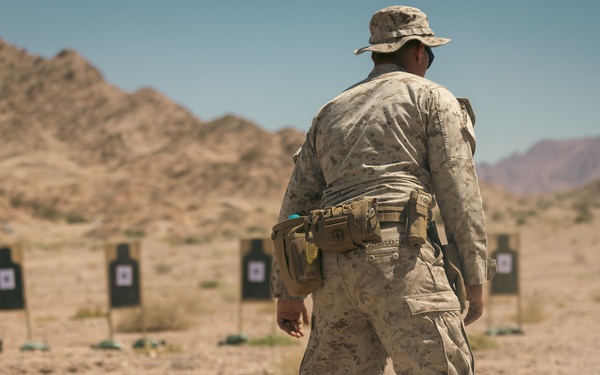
left=272, top=216, right=322, bottom=296
left=406, top=190, right=431, bottom=246
left=307, top=198, right=381, bottom=253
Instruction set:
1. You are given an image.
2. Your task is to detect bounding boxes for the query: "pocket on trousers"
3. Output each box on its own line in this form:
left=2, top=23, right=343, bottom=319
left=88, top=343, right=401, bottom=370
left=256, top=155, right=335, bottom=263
left=405, top=292, right=473, bottom=375
left=404, top=291, right=460, bottom=315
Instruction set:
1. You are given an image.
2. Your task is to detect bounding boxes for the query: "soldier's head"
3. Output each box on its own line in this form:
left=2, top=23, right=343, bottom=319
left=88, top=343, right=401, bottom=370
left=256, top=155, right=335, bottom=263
left=355, top=6, right=450, bottom=77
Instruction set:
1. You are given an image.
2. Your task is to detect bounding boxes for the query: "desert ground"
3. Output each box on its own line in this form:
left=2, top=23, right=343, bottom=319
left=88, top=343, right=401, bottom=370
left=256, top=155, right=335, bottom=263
left=0, top=217, right=599, bottom=375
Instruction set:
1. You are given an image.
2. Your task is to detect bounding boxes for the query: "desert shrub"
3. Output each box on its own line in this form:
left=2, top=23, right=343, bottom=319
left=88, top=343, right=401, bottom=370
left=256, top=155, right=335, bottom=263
left=66, top=213, right=88, bottom=224
left=163, top=235, right=210, bottom=246
left=508, top=208, right=537, bottom=226
left=247, top=334, right=299, bottom=347
left=72, top=307, right=106, bottom=320
left=116, top=301, right=194, bottom=333
left=246, top=226, right=266, bottom=235
left=154, top=263, right=172, bottom=274
left=35, top=206, right=61, bottom=221
left=199, top=280, right=220, bottom=289
left=535, top=198, right=554, bottom=210
left=116, top=289, right=210, bottom=333
left=554, top=299, right=567, bottom=309
left=221, top=229, right=237, bottom=239
left=184, top=236, right=201, bottom=244
left=124, top=228, right=146, bottom=238
left=10, top=194, right=23, bottom=208
left=489, top=210, right=505, bottom=222
left=573, top=202, right=593, bottom=224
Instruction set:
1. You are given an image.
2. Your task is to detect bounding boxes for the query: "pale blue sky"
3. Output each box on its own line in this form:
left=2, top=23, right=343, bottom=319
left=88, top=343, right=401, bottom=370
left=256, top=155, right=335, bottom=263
left=1, top=0, right=598, bottom=164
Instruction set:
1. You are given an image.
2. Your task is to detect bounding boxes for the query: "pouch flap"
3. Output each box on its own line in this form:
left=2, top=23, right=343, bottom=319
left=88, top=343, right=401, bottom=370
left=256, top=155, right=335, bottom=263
left=405, top=291, right=461, bottom=315
left=272, top=216, right=306, bottom=235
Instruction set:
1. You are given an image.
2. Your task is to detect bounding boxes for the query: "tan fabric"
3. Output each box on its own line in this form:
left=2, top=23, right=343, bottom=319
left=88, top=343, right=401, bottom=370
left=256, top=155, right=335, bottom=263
left=272, top=37, right=492, bottom=371
left=300, top=225, right=473, bottom=374
left=272, top=64, right=491, bottom=297
left=355, top=6, right=450, bottom=55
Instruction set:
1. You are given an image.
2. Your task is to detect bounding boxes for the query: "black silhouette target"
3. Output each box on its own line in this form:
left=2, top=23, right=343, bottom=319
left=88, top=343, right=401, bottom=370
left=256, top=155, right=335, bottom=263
left=490, top=234, right=519, bottom=295
left=106, top=243, right=141, bottom=308
left=0, top=246, right=25, bottom=310
left=241, top=238, right=272, bottom=301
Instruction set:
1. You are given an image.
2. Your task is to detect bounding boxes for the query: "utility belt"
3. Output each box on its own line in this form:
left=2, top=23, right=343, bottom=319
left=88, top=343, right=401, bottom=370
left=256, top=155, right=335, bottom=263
left=309, top=190, right=431, bottom=253
left=271, top=191, right=432, bottom=296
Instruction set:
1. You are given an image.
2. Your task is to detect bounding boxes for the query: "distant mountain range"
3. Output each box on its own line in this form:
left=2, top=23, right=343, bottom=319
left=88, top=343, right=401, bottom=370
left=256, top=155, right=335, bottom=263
left=0, top=38, right=596, bottom=242
left=477, top=136, right=600, bottom=195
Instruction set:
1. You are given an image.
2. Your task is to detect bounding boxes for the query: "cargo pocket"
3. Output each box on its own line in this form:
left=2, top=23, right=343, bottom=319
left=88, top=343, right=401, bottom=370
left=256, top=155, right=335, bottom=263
left=404, top=292, right=473, bottom=375
left=405, top=291, right=460, bottom=315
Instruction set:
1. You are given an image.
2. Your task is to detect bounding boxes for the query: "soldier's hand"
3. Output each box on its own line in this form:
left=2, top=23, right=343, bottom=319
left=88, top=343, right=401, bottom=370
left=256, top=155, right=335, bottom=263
left=277, top=298, right=309, bottom=338
left=464, top=284, right=484, bottom=326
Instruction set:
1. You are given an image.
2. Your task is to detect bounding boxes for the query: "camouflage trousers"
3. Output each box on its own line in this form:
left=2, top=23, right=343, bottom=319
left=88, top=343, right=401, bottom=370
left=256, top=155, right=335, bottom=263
left=300, top=223, right=474, bottom=375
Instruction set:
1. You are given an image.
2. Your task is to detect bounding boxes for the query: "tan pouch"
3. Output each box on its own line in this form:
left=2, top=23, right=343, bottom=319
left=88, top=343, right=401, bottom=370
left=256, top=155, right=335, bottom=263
left=272, top=217, right=322, bottom=296
left=406, top=190, right=431, bottom=246
left=308, top=198, right=381, bottom=252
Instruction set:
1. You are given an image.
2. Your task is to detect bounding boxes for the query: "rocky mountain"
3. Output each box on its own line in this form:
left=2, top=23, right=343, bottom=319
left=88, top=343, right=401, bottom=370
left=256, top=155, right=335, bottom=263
left=0, top=39, right=304, bottom=243
left=0, top=38, right=595, bottom=245
left=477, top=136, right=600, bottom=195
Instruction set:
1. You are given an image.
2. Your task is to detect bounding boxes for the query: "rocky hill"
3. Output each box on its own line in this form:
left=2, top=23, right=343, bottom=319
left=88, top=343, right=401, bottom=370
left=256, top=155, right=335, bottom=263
left=477, top=136, right=600, bottom=195
left=0, top=39, right=304, bottom=243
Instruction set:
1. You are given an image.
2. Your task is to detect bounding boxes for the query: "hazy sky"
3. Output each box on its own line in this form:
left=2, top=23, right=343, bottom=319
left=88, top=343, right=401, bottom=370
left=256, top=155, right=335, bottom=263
left=1, top=0, right=598, bottom=164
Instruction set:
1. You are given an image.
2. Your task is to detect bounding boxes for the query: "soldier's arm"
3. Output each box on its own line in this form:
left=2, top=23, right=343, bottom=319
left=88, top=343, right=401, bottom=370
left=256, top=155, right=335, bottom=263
left=271, top=129, right=326, bottom=300
left=426, top=87, right=491, bottom=286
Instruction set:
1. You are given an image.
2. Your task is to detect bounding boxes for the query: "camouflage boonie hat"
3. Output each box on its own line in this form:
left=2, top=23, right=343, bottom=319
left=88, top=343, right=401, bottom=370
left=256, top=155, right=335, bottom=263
left=355, top=6, right=450, bottom=55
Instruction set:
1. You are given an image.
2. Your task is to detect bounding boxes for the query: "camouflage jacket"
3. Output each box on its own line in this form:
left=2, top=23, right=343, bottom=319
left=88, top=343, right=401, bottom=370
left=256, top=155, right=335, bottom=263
left=272, top=64, right=491, bottom=299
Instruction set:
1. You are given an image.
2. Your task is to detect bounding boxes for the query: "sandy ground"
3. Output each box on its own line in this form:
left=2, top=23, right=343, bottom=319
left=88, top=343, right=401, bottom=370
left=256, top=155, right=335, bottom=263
left=1, top=221, right=599, bottom=375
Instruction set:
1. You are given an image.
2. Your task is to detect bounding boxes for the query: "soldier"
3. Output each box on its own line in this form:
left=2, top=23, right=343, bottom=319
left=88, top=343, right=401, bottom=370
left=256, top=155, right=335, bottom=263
left=272, top=5, right=495, bottom=374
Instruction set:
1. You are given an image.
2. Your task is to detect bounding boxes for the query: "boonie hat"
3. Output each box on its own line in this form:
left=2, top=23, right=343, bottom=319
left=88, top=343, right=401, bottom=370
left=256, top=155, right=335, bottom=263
left=355, top=6, right=450, bottom=55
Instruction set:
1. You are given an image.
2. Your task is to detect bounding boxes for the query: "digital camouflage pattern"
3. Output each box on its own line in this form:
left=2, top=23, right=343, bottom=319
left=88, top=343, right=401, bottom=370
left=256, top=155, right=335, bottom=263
left=355, top=6, right=450, bottom=55
left=272, top=63, right=492, bottom=300
left=301, top=224, right=473, bottom=374
left=271, top=31, right=494, bottom=374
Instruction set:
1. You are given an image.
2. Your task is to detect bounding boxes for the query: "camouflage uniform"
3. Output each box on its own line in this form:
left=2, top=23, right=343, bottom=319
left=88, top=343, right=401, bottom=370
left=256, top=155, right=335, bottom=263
left=272, top=6, right=493, bottom=374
